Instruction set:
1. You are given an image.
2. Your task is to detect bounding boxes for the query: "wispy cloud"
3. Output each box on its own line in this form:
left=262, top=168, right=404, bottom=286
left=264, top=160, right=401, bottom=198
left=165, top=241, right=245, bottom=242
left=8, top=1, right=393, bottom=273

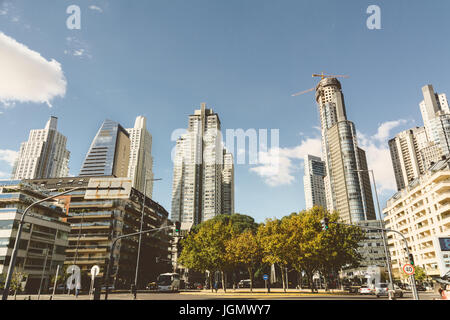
left=64, top=37, right=92, bottom=59
left=0, top=32, right=67, bottom=108
left=89, top=5, right=103, bottom=13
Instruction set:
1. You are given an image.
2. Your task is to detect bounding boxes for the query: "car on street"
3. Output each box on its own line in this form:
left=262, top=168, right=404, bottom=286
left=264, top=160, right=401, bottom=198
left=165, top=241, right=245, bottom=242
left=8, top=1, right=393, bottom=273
left=358, top=285, right=374, bottom=295
left=238, top=279, right=251, bottom=288
left=375, top=283, right=404, bottom=298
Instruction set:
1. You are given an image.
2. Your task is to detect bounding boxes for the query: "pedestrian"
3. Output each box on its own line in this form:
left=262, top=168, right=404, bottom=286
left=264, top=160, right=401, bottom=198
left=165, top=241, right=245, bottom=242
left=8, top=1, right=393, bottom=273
left=131, top=283, right=137, bottom=300
left=214, top=281, right=218, bottom=293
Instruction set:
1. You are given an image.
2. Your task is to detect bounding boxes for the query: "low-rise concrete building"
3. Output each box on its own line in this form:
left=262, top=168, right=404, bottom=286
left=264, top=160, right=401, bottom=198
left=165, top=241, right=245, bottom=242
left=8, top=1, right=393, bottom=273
left=0, top=180, right=70, bottom=293
left=29, top=177, right=173, bottom=289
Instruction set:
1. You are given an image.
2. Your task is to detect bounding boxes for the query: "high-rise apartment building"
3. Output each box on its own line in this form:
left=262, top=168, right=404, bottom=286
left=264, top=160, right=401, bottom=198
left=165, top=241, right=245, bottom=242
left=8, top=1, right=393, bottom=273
left=12, top=117, right=70, bottom=180
left=383, top=158, right=450, bottom=279
left=171, top=103, right=234, bottom=230
left=126, top=116, right=154, bottom=198
left=389, top=85, right=450, bottom=191
left=222, top=152, right=235, bottom=215
left=303, top=155, right=327, bottom=210
left=79, top=120, right=130, bottom=178
left=315, top=78, right=376, bottom=223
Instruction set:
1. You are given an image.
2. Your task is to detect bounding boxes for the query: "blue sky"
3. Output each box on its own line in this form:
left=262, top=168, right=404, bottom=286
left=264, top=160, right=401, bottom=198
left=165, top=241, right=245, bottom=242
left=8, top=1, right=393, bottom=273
left=1, top=0, right=449, bottom=222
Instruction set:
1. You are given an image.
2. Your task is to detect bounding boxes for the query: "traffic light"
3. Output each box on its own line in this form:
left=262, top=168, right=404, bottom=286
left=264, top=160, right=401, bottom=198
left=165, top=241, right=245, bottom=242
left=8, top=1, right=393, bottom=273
left=409, top=253, right=415, bottom=266
left=174, top=221, right=181, bottom=235
left=321, top=217, right=329, bottom=231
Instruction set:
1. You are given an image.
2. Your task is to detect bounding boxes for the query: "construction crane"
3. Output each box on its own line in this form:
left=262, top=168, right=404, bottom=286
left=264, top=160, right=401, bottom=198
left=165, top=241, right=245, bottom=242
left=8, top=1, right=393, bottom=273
left=291, top=72, right=349, bottom=97
left=312, top=72, right=349, bottom=80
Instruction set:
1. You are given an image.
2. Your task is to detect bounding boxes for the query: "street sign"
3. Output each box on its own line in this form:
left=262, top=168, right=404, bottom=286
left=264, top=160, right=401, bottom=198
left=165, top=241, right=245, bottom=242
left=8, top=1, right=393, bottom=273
left=85, top=178, right=132, bottom=200
left=91, top=265, right=100, bottom=279
left=403, top=264, right=415, bottom=275
left=263, top=274, right=269, bottom=281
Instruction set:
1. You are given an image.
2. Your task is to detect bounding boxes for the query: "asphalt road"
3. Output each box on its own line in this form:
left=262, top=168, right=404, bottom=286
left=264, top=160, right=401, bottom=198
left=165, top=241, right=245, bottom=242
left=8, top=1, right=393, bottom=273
left=8, top=291, right=441, bottom=300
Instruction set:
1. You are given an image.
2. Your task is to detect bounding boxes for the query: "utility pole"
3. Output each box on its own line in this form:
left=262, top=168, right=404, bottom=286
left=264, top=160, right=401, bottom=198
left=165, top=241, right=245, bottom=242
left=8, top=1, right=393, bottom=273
left=37, top=247, right=50, bottom=300
left=134, top=177, right=162, bottom=290
left=104, top=226, right=173, bottom=300
left=354, top=169, right=395, bottom=299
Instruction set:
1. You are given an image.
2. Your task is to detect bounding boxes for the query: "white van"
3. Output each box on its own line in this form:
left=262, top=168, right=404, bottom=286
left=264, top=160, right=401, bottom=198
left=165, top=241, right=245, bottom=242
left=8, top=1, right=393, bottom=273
left=157, top=273, right=180, bottom=292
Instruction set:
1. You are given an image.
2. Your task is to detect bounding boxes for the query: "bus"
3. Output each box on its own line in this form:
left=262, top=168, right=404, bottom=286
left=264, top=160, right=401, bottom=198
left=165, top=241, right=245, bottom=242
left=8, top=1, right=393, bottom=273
left=156, top=273, right=180, bottom=292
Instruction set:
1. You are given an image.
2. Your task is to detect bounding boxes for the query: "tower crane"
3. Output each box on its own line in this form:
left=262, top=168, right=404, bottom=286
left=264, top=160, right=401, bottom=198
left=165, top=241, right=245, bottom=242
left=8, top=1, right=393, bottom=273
left=291, top=72, right=349, bottom=97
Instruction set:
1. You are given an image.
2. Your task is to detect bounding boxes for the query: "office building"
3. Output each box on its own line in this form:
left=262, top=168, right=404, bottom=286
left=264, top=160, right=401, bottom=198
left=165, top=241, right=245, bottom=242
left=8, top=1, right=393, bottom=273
left=79, top=120, right=130, bottom=178
left=314, top=77, right=376, bottom=223
left=383, top=158, right=450, bottom=279
left=126, top=116, right=154, bottom=198
left=0, top=180, right=70, bottom=293
left=171, top=103, right=234, bottom=231
left=12, top=117, right=70, bottom=180
left=303, top=155, right=327, bottom=210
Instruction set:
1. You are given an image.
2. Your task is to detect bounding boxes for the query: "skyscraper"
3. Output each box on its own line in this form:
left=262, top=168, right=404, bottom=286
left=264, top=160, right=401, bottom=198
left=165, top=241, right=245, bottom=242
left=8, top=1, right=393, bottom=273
left=222, top=151, right=235, bottom=215
left=12, top=116, right=70, bottom=180
left=303, top=155, right=327, bottom=210
left=171, top=103, right=234, bottom=230
left=79, top=119, right=130, bottom=177
left=389, top=84, right=449, bottom=191
left=315, top=78, right=376, bottom=223
left=126, top=116, right=154, bottom=198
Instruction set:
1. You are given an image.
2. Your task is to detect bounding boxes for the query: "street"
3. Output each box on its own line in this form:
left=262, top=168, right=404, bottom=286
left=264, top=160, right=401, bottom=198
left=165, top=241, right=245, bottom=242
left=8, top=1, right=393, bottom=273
left=7, top=290, right=441, bottom=301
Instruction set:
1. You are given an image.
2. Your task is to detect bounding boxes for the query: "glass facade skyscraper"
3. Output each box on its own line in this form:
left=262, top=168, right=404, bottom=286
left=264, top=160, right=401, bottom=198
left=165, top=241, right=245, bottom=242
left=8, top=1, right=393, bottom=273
left=315, top=78, right=376, bottom=223
left=79, top=120, right=130, bottom=177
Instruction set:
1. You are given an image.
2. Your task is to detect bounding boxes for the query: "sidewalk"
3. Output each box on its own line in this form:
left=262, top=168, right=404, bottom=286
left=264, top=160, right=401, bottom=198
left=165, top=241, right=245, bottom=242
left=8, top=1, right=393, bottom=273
left=180, top=288, right=350, bottom=295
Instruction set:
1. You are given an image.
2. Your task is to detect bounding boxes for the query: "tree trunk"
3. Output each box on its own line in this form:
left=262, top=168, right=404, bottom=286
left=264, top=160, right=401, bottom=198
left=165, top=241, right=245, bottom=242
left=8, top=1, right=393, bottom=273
left=281, top=266, right=286, bottom=293
left=209, top=272, right=213, bottom=293
left=248, top=267, right=253, bottom=292
left=221, top=271, right=226, bottom=293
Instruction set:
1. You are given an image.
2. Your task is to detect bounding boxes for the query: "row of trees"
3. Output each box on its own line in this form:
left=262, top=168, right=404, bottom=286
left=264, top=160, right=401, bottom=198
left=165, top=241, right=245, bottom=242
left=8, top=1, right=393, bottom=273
left=178, top=207, right=365, bottom=292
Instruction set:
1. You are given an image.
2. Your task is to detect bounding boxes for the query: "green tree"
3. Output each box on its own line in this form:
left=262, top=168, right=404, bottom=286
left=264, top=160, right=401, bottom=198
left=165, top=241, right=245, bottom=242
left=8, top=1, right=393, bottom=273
left=179, top=218, right=234, bottom=292
left=257, top=218, right=291, bottom=292
left=225, top=229, right=263, bottom=292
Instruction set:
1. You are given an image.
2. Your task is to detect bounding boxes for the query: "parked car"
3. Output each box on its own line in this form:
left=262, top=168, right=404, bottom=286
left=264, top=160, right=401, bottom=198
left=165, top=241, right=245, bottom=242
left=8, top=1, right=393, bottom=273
left=359, top=285, right=374, bottom=295
left=238, top=279, right=251, bottom=288
left=146, top=282, right=157, bottom=290
left=48, top=284, right=66, bottom=293
left=375, top=283, right=404, bottom=298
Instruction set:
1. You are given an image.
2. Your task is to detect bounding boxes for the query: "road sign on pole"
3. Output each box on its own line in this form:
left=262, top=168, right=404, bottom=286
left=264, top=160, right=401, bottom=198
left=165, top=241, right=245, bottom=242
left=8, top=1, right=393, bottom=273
left=403, top=264, right=415, bottom=275
left=85, top=178, right=132, bottom=200
left=263, top=274, right=269, bottom=281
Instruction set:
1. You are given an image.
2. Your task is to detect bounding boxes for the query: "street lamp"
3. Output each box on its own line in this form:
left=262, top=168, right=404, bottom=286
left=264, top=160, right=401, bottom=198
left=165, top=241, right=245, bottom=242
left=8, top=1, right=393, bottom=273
left=134, top=178, right=162, bottom=291
left=353, top=169, right=395, bottom=299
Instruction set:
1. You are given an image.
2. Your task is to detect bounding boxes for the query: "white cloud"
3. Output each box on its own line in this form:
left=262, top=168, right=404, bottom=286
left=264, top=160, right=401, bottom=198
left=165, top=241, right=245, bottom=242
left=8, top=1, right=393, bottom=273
left=89, top=5, right=103, bottom=13
left=250, top=137, right=322, bottom=186
left=0, top=32, right=67, bottom=107
left=358, top=119, right=411, bottom=193
left=0, top=171, right=11, bottom=179
left=251, top=120, right=410, bottom=192
left=0, top=149, right=18, bottom=167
